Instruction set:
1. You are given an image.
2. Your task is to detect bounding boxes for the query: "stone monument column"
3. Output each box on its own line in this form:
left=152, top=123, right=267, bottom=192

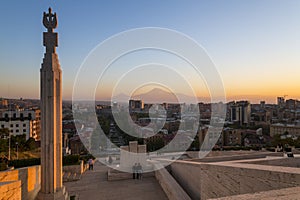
left=37, top=7, right=67, bottom=200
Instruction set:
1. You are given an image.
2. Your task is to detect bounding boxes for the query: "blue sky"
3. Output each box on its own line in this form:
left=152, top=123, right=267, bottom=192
left=1, top=1, right=300, bottom=103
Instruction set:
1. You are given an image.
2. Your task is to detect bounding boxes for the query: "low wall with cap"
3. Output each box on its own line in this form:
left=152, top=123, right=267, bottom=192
left=170, top=158, right=300, bottom=200
left=0, top=165, right=41, bottom=200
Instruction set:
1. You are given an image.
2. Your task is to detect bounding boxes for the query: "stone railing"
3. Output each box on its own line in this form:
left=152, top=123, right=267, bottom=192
left=0, top=165, right=40, bottom=200
left=63, top=160, right=88, bottom=182
left=0, top=181, right=21, bottom=199
left=170, top=158, right=300, bottom=199
left=210, top=186, right=300, bottom=200
left=0, top=160, right=89, bottom=199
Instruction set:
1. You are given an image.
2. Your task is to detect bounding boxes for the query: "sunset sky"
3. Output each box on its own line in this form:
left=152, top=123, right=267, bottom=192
left=1, top=1, right=300, bottom=103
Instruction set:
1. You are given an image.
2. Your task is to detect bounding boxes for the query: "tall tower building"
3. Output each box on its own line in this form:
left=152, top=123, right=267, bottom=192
left=230, top=101, right=251, bottom=126
left=277, top=97, right=285, bottom=108
left=37, top=8, right=67, bottom=200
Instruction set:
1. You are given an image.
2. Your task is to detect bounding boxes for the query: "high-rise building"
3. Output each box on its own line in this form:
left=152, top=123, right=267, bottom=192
left=277, top=97, right=285, bottom=108
left=286, top=99, right=297, bottom=110
left=260, top=101, right=265, bottom=109
left=229, top=101, right=251, bottom=125
left=129, top=99, right=144, bottom=111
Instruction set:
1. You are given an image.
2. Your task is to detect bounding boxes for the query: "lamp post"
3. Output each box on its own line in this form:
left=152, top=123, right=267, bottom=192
left=16, top=142, right=18, bottom=160
left=8, top=132, right=11, bottom=160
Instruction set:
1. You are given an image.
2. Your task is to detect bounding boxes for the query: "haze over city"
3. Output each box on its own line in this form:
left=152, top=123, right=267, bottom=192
left=1, top=1, right=300, bottom=103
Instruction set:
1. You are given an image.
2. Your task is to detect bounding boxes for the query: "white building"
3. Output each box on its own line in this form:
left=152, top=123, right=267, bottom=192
left=0, top=109, right=41, bottom=140
left=270, top=123, right=300, bottom=137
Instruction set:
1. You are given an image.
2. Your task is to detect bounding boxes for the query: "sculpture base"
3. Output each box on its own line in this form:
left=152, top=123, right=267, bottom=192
left=36, top=186, right=68, bottom=200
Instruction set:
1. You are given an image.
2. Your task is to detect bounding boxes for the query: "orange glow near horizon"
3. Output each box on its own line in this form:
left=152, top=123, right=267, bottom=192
left=2, top=88, right=300, bottom=104
left=2, top=79, right=300, bottom=104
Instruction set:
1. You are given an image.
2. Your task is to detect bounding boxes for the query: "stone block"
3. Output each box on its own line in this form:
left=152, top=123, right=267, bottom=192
left=129, top=141, right=138, bottom=153
left=120, top=146, right=129, bottom=152
left=0, top=181, right=21, bottom=200
left=138, top=144, right=146, bottom=153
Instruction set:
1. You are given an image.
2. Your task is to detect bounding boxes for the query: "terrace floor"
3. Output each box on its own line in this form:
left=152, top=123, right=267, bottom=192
left=64, top=162, right=168, bottom=200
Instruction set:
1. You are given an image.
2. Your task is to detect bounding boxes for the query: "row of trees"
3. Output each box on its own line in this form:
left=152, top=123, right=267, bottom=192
left=0, top=128, right=37, bottom=153
left=271, top=133, right=300, bottom=148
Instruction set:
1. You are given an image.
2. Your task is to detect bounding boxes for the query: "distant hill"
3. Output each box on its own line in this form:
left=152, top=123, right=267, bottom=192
left=111, top=88, right=202, bottom=103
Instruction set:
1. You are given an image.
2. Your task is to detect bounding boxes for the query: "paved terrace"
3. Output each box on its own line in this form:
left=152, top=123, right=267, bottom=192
left=64, top=162, right=168, bottom=200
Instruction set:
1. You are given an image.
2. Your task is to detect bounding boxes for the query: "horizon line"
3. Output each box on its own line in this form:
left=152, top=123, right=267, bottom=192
left=0, top=96, right=291, bottom=105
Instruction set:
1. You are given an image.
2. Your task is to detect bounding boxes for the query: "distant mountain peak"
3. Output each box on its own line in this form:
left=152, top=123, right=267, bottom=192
left=112, top=87, right=203, bottom=103
left=132, top=88, right=178, bottom=103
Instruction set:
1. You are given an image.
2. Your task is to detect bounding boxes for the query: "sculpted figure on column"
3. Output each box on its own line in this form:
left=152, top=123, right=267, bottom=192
left=43, top=7, right=57, bottom=32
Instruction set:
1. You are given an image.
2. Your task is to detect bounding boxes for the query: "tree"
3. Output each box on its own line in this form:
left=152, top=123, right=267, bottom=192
left=271, top=134, right=282, bottom=147
left=146, top=138, right=165, bottom=152
left=0, top=128, right=9, bottom=139
left=25, top=138, right=36, bottom=151
left=0, top=139, right=8, bottom=152
left=295, top=137, right=300, bottom=148
left=97, top=116, right=110, bottom=135
left=189, top=135, right=200, bottom=151
left=11, top=134, right=26, bottom=150
left=271, top=134, right=296, bottom=148
left=0, top=128, right=9, bottom=153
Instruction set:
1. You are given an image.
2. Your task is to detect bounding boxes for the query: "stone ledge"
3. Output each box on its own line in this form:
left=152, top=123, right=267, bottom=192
left=153, top=162, right=191, bottom=200
left=0, top=165, right=40, bottom=200
left=0, top=180, right=21, bottom=200
left=169, top=156, right=300, bottom=199
left=210, top=186, right=300, bottom=200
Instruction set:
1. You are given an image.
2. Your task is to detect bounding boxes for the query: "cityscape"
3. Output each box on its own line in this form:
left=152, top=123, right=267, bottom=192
left=2, top=96, right=300, bottom=153
left=1, top=1, right=300, bottom=200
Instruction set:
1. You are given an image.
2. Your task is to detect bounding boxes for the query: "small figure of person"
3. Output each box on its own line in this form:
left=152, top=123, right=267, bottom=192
left=88, top=158, right=94, bottom=170
left=137, top=163, right=143, bottom=180
left=132, top=163, right=138, bottom=179
left=108, top=156, right=113, bottom=165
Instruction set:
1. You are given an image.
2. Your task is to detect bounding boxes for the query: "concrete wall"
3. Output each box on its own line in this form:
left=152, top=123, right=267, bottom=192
left=245, top=157, right=300, bottom=168
left=211, top=186, right=300, bottom=200
left=63, top=160, right=87, bottom=175
left=120, top=142, right=147, bottom=172
left=170, top=162, right=201, bottom=199
left=187, top=151, right=282, bottom=163
left=0, top=181, right=21, bottom=200
left=170, top=160, right=300, bottom=200
left=0, top=165, right=40, bottom=200
left=153, top=162, right=191, bottom=200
